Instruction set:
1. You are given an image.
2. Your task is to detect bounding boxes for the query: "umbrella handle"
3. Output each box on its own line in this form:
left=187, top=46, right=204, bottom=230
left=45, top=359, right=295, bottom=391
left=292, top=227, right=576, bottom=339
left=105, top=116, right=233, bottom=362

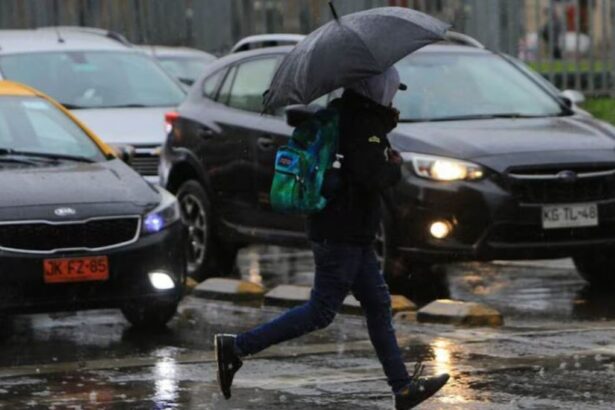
left=328, top=1, right=339, bottom=21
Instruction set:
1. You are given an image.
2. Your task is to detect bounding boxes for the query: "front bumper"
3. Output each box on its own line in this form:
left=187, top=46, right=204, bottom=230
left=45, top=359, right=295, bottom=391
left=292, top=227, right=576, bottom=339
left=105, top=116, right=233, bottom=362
left=0, top=222, right=186, bottom=313
left=390, top=169, right=615, bottom=262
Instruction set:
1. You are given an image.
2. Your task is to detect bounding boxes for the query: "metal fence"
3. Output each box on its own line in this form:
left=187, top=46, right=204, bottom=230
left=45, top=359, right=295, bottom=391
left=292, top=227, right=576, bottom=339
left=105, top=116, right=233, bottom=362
left=466, top=0, right=615, bottom=97
left=1, top=0, right=614, bottom=96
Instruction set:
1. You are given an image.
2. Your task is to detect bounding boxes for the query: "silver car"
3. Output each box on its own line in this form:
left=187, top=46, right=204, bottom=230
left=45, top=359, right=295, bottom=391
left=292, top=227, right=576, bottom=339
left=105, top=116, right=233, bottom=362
left=138, top=45, right=216, bottom=86
left=230, top=33, right=305, bottom=53
left=0, top=27, right=187, bottom=182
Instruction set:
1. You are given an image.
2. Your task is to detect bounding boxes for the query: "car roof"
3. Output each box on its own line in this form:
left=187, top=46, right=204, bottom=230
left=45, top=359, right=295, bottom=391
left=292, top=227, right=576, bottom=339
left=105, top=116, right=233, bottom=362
left=0, top=28, right=133, bottom=54
left=206, top=43, right=490, bottom=75
left=137, top=45, right=216, bottom=60
left=231, top=33, right=306, bottom=52
left=0, top=80, right=39, bottom=96
left=191, top=42, right=492, bottom=103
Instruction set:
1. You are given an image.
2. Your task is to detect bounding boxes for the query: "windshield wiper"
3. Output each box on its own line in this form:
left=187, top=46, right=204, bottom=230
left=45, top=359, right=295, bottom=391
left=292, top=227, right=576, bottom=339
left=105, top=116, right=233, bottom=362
left=58, top=103, right=89, bottom=110
left=100, top=103, right=149, bottom=108
left=0, top=149, right=94, bottom=163
left=403, top=113, right=555, bottom=123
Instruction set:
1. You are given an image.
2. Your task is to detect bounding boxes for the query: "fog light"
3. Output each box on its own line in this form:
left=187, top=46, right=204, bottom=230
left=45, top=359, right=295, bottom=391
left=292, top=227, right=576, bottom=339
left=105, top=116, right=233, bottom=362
left=149, top=272, right=175, bottom=290
left=429, top=220, right=453, bottom=239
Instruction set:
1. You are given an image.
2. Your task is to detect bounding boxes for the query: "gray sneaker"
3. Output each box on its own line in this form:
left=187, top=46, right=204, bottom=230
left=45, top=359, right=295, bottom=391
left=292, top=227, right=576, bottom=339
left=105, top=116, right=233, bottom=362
left=395, top=363, right=449, bottom=409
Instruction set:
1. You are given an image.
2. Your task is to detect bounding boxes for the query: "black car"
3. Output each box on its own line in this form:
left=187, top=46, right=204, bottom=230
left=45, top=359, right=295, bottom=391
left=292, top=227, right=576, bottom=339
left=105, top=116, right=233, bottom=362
left=161, top=40, right=615, bottom=288
left=0, top=81, right=186, bottom=328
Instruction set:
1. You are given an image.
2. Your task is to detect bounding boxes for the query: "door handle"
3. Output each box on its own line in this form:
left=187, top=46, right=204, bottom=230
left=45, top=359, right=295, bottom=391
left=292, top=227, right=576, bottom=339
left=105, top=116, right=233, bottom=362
left=257, top=136, right=275, bottom=150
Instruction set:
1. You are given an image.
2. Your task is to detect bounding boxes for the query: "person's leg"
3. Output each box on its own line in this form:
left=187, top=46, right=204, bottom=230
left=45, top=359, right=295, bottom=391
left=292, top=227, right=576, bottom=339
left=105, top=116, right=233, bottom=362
left=235, top=242, right=362, bottom=356
left=351, top=246, right=410, bottom=393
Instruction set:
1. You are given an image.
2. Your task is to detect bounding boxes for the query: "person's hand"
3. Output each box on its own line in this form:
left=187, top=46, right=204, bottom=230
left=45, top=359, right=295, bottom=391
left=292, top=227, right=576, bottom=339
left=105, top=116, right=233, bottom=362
left=387, top=148, right=402, bottom=165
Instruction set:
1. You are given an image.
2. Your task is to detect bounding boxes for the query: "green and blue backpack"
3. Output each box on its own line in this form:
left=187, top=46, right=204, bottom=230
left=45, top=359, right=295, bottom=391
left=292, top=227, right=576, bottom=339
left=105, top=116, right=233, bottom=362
left=270, top=108, right=340, bottom=214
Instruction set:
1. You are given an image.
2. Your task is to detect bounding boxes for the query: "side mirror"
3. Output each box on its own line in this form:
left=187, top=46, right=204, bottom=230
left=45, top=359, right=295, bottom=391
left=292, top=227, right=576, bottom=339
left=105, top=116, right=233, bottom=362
left=111, top=144, right=135, bottom=164
left=561, top=89, right=586, bottom=106
left=285, top=104, right=323, bottom=127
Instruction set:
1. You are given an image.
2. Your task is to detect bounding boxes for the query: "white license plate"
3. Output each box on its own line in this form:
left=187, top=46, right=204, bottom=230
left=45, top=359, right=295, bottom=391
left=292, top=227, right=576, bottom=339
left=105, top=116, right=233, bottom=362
left=542, top=203, right=599, bottom=229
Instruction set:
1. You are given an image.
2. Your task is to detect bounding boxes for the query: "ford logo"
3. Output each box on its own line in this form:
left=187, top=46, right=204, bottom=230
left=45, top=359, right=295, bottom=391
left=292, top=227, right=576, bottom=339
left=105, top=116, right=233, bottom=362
left=54, top=207, right=76, bottom=217
left=557, top=170, right=577, bottom=183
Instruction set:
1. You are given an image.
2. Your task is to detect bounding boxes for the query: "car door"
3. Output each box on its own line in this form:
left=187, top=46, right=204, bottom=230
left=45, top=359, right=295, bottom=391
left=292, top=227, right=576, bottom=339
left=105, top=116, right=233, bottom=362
left=180, top=65, right=260, bottom=227
left=214, top=54, right=302, bottom=233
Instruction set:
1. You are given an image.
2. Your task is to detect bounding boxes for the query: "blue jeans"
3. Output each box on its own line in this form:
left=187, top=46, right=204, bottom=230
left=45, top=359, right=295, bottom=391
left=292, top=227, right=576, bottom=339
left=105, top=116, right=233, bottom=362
left=235, top=242, right=411, bottom=393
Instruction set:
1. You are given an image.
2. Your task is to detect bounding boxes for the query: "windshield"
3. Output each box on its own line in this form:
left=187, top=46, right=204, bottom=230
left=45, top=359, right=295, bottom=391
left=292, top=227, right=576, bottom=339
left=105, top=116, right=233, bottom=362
left=0, top=51, right=186, bottom=109
left=0, top=96, right=105, bottom=162
left=158, top=57, right=213, bottom=84
left=394, top=52, right=566, bottom=122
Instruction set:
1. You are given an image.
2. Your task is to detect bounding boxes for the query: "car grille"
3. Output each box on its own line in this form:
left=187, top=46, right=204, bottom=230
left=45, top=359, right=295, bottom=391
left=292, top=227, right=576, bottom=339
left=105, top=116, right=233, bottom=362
left=507, top=166, right=615, bottom=204
left=0, top=217, right=140, bottom=253
left=131, top=147, right=160, bottom=177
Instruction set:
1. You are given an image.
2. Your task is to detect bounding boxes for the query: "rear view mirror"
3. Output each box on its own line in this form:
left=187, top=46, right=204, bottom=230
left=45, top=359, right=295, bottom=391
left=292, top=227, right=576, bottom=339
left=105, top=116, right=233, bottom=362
left=111, top=144, right=135, bottom=164
left=285, top=105, right=322, bottom=127
left=561, top=89, right=586, bottom=106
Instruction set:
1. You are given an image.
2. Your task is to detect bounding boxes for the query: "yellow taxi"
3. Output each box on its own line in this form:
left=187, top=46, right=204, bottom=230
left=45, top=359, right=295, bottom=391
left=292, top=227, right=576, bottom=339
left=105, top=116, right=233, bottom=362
left=0, top=81, right=185, bottom=328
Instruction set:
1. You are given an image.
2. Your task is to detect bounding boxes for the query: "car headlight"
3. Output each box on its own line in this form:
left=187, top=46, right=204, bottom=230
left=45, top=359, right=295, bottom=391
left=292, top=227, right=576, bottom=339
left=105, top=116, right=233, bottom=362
left=143, top=188, right=181, bottom=234
left=401, top=152, right=485, bottom=182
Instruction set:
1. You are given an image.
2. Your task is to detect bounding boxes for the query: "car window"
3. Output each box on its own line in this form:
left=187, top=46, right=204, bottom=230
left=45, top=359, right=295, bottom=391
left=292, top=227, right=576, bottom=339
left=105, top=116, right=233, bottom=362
left=395, top=53, right=564, bottom=121
left=227, top=57, right=279, bottom=113
left=217, top=66, right=237, bottom=106
left=0, top=96, right=105, bottom=161
left=203, top=69, right=226, bottom=100
left=158, top=57, right=213, bottom=84
left=0, top=51, right=185, bottom=109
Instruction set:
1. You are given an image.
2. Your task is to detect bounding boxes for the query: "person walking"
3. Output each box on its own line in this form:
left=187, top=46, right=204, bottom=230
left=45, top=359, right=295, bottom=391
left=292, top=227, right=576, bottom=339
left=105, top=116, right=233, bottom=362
left=215, top=67, right=449, bottom=410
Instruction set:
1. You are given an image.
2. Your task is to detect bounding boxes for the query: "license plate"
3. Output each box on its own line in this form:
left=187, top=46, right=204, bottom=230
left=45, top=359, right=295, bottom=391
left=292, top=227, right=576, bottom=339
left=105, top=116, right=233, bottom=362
left=43, top=256, right=109, bottom=284
left=542, top=203, right=598, bottom=229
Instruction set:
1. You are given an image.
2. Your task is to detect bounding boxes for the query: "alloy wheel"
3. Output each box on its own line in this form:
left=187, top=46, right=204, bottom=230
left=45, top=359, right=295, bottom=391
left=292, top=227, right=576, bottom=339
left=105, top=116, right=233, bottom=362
left=180, top=193, right=207, bottom=272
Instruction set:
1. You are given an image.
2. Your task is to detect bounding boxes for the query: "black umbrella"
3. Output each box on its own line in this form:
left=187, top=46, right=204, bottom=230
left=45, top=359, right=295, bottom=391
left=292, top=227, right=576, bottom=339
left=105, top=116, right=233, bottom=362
left=263, top=4, right=451, bottom=111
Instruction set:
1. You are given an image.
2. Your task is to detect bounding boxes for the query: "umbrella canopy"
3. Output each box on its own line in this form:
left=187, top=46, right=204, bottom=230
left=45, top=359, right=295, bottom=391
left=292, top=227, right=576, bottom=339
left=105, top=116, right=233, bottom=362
left=263, top=6, right=450, bottom=111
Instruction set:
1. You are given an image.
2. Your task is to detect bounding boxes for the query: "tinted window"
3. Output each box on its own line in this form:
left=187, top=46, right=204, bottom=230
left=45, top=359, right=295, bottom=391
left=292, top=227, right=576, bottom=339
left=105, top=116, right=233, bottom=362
left=395, top=53, right=564, bottom=122
left=203, top=69, right=226, bottom=99
left=0, top=51, right=185, bottom=109
left=227, top=58, right=278, bottom=113
left=0, top=96, right=105, bottom=161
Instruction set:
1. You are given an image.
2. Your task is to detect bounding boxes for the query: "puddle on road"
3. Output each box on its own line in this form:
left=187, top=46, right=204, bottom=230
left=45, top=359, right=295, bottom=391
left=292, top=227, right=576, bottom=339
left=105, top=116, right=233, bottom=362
left=237, top=246, right=615, bottom=323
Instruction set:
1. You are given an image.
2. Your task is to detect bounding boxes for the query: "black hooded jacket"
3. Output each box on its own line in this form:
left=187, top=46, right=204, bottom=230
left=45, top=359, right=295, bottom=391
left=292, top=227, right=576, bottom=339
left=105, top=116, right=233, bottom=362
left=306, top=90, right=402, bottom=244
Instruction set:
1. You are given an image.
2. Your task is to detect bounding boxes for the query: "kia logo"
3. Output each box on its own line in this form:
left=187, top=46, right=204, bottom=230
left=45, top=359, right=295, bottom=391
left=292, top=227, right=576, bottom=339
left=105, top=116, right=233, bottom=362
left=54, top=207, right=76, bottom=217
left=557, top=170, right=577, bottom=183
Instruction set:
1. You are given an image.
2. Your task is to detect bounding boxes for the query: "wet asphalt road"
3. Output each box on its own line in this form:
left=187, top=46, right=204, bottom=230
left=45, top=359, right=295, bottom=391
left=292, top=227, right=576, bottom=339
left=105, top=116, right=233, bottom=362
left=1, top=247, right=615, bottom=409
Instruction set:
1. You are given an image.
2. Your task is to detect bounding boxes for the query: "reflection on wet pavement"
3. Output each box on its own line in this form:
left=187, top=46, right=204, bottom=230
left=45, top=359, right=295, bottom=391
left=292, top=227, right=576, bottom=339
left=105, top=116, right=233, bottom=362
left=0, top=246, right=615, bottom=408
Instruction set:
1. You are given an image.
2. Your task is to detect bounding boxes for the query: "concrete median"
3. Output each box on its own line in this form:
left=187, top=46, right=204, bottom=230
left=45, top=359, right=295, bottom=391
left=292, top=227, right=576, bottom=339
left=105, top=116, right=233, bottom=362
left=264, top=285, right=417, bottom=316
left=192, top=278, right=266, bottom=304
left=417, top=299, right=503, bottom=327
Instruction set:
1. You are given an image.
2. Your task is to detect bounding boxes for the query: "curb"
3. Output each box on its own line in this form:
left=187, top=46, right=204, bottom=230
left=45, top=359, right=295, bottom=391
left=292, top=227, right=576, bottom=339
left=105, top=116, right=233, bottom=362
left=192, top=278, right=266, bottom=303
left=417, top=299, right=504, bottom=327
left=190, top=281, right=420, bottom=319
left=264, top=285, right=310, bottom=308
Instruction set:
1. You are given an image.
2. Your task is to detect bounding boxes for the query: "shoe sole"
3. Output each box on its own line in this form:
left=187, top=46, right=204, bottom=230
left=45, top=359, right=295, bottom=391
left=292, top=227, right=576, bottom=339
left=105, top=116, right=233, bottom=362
left=214, top=335, right=231, bottom=400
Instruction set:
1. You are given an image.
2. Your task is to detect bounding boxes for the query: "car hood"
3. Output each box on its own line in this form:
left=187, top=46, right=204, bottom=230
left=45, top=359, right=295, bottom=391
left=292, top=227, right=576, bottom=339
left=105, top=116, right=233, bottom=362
left=391, top=116, right=615, bottom=173
left=0, top=159, right=160, bottom=221
left=71, top=107, right=172, bottom=146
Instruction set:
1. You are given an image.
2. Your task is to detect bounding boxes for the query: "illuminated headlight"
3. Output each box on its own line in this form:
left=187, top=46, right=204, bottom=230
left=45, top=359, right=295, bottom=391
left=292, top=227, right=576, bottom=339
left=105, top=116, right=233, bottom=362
left=401, top=153, right=485, bottom=182
left=143, top=188, right=181, bottom=234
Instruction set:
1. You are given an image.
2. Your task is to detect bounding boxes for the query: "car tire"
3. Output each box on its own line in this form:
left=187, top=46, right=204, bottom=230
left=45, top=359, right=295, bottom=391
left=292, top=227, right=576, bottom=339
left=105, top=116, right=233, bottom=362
left=121, top=300, right=178, bottom=329
left=573, top=252, right=615, bottom=287
left=176, top=180, right=239, bottom=281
